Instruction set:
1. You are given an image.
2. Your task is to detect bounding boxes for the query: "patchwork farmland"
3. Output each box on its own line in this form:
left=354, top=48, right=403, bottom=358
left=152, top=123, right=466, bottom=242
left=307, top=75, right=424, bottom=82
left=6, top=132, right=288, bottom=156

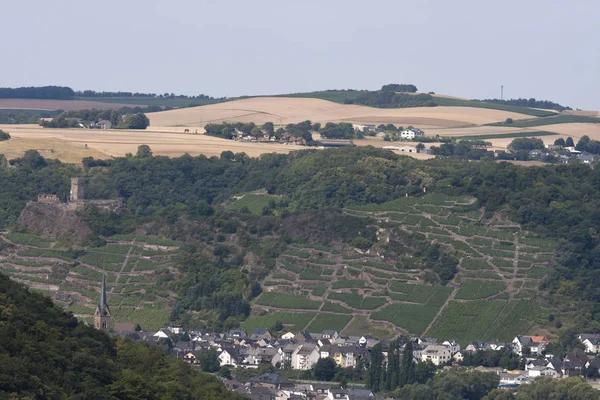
left=0, top=233, right=178, bottom=331
left=249, top=194, right=553, bottom=344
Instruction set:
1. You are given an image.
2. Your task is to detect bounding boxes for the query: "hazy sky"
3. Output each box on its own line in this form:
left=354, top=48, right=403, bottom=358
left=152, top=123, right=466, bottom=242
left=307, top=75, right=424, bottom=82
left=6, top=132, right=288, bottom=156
left=3, top=0, right=599, bottom=109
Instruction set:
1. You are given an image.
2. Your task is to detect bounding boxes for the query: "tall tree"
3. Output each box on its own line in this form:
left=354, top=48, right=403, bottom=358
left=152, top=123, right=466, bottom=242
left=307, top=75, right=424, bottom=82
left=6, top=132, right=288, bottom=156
left=399, top=342, right=416, bottom=386
left=368, top=343, right=384, bottom=392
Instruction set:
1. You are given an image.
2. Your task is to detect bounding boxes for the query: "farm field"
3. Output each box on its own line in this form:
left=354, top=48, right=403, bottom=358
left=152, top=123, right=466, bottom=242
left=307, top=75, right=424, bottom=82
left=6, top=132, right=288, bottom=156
left=0, top=124, right=305, bottom=160
left=0, top=232, right=180, bottom=331
left=146, top=97, right=535, bottom=128
left=225, top=193, right=278, bottom=215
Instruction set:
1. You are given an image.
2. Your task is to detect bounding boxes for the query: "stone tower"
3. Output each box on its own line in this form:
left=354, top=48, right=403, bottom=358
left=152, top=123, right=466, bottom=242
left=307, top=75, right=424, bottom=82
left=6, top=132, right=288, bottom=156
left=94, top=273, right=111, bottom=331
left=70, top=178, right=85, bottom=202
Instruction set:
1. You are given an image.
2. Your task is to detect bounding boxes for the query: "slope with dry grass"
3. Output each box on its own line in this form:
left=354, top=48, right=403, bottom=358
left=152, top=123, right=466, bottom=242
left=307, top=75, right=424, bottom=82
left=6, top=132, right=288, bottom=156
left=147, top=97, right=535, bottom=128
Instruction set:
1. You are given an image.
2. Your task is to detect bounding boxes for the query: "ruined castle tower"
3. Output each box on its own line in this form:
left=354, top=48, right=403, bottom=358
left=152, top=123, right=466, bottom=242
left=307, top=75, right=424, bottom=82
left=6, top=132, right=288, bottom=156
left=94, top=273, right=111, bottom=331
left=70, top=178, right=85, bottom=202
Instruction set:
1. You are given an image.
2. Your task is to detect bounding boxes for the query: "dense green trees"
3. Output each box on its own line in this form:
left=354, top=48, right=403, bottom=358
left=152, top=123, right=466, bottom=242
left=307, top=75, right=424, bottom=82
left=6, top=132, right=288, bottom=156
left=507, top=137, right=545, bottom=152
left=461, top=348, right=520, bottom=370
left=0, top=272, right=242, bottom=399
left=122, top=113, right=150, bottom=129
left=395, top=369, right=499, bottom=400
left=368, top=341, right=435, bottom=393
left=380, top=84, right=418, bottom=93
left=320, top=122, right=358, bottom=139
left=0, top=129, right=10, bottom=141
left=575, top=135, right=600, bottom=154
left=478, top=97, right=570, bottom=111
left=485, top=377, right=599, bottom=400
left=346, top=91, right=435, bottom=108
left=41, top=109, right=150, bottom=129
left=314, top=357, right=337, bottom=381
left=0, top=85, right=74, bottom=100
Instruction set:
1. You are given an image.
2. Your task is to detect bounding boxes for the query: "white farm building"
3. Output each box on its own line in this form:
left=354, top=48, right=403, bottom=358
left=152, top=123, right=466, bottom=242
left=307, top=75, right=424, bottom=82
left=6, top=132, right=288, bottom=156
left=400, top=127, right=425, bottom=140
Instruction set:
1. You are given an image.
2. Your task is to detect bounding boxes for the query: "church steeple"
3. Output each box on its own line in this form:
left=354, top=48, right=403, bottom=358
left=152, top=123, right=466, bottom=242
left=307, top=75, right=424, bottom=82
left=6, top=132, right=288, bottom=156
left=94, top=272, right=111, bottom=331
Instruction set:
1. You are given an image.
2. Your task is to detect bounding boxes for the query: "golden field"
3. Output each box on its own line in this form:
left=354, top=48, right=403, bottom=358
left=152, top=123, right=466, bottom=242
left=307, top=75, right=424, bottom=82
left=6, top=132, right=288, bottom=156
left=0, top=125, right=305, bottom=162
left=147, top=97, right=535, bottom=128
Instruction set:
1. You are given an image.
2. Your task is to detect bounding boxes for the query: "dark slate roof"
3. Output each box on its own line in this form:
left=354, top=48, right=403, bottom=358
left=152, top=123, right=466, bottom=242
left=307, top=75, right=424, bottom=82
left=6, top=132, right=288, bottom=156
left=248, top=373, right=293, bottom=386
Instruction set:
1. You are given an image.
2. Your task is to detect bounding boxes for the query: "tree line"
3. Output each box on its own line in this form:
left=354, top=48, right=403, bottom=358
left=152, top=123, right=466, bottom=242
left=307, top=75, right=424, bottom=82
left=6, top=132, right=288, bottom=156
left=41, top=109, right=150, bottom=129
left=478, top=97, right=571, bottom=111
left=0, top=85, right=75, bottom=100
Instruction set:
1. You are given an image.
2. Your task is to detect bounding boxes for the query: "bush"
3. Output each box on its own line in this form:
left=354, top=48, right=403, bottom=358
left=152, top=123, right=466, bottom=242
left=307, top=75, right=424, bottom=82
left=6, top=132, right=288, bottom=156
left=0, top=130, right=10, bottom=141
left=351, top=237, right=373, bottom=251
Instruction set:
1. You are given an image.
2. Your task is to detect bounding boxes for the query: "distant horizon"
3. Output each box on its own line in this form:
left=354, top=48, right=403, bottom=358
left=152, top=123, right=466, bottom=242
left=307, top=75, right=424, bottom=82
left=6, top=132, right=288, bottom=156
left=1, top=83, right=589, bottom=110
left=2, top=1, right=598, bottom=110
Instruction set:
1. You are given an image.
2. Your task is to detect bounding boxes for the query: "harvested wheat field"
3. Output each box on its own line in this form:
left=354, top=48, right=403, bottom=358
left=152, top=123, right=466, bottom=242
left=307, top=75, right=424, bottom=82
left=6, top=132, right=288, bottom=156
left=533, top=123, right=600, bottom=141
left=0, top=125, right=305, bottom=160
left=147, top=97, right=533, bottom=128
left=0, top=99, right=140, bottom=111
left=0, top=137, right=109, bottom=164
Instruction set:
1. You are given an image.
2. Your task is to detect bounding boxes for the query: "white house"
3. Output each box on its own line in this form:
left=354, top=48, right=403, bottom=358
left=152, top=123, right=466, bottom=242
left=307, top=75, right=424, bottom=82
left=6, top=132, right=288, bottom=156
left=281, top=332, right=296, bottom=340
left=528, top=366, right=558, bottom=378
left=400, top=127, right=425, bottom=140
left=442, top=340, right=461, bottom=354
left=292, top=344, right=320, bottom=370
left=421, top=344, right=451, bottom=366
left=580, top=334, right=600, bottom=354
left=512, top=336, right=547, bottom=356
left=153, top=329, right=170, bottom=339
left=218, top=347, right=238, bottom=367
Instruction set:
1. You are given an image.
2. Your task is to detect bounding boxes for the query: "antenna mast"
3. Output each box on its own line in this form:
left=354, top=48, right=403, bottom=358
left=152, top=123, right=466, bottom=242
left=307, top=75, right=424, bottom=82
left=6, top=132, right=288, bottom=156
left=501, top=85, right=504, bottom=100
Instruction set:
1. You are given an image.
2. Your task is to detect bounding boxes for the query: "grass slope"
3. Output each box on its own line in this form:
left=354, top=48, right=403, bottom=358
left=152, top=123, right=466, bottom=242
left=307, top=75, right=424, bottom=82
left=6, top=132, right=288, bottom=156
left=488, top=114, right=600, bottom=128
left=433, top=97, right=556, bottom=117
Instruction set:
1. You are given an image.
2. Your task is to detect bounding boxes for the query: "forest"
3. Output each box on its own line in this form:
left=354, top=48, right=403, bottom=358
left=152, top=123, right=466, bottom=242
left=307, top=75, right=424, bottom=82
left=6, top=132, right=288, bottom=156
left=0, top=85, right=75, bottom=100
left=40, top=110, right=150, bottom=129
left=0, top=272, right=243, bottom=399
left=478, top=97, right=571, bottom=111
left=4, top=147, right=600, bottom=330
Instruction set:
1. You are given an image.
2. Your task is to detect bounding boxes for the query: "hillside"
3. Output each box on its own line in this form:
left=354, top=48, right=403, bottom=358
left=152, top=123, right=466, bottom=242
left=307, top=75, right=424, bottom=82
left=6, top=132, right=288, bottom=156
left=2, top=147, right=600, bottom=344
left=241, top=194, right=551, bottom=344
left=0, top=232, right=180, bottom=331
left=0, top=272, right=242, bottom=399
left=147, top=97, right=535, bottom=128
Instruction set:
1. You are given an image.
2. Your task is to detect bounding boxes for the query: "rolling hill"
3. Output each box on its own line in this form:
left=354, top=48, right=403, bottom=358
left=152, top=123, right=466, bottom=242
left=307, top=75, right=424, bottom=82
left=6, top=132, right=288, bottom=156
left=147, top=97, right=536, bottom=128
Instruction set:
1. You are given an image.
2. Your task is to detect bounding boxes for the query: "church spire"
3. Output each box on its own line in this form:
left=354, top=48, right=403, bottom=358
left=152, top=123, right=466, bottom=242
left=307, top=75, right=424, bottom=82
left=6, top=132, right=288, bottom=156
left=94, top=272, right=111, bottom=331
left=100, top=272, right=107, bottom=309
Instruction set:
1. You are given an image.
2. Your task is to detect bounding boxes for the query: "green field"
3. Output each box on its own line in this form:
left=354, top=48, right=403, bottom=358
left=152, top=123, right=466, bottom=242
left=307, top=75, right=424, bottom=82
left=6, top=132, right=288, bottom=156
left=487, top=114, right=600, bottom=128
left=306, top=314, right=352, bottom=332
left=76, top=96, right=222, bottom=108
left=255, top=292, right=322, bottom=310
left=240, top=312, right=316, bottom=331
left=273, top=90, right=366, bottom=104
left=432, top=97, right=556, bottom=117
left=453, top=131, right=557, bottom=141
left=226, top=194, right=275, bottom=215
left=455, top=280, right=506, bottom=300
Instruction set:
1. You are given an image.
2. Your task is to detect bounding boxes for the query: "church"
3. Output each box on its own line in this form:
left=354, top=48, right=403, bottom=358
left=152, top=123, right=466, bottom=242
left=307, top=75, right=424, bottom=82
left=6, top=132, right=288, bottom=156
left=94, top=273, right=111, bottom=331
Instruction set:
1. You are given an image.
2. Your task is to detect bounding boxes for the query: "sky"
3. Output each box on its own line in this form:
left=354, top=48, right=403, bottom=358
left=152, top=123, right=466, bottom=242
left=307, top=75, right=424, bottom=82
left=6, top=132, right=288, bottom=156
left=3, top=0, right=599, bottom=109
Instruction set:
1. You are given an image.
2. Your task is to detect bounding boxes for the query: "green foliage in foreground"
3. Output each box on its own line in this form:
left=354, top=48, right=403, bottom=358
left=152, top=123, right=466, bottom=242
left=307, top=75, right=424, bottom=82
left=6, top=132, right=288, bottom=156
left=485, top=377, right=599, bottom=400
left=0, top=273, right=242, bottom=399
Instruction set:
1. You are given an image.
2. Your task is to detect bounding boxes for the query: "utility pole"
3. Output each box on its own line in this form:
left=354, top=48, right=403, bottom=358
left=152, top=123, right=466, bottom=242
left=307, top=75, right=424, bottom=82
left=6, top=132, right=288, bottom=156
left=501, top=85, right=504, bottom=100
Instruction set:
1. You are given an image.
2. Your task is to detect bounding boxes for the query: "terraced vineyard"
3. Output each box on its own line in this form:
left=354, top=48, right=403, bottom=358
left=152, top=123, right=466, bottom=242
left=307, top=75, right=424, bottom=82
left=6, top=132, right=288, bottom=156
left=251, top=194, right=554, bottom=344
left=0, top=233, right=178, bottom=331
